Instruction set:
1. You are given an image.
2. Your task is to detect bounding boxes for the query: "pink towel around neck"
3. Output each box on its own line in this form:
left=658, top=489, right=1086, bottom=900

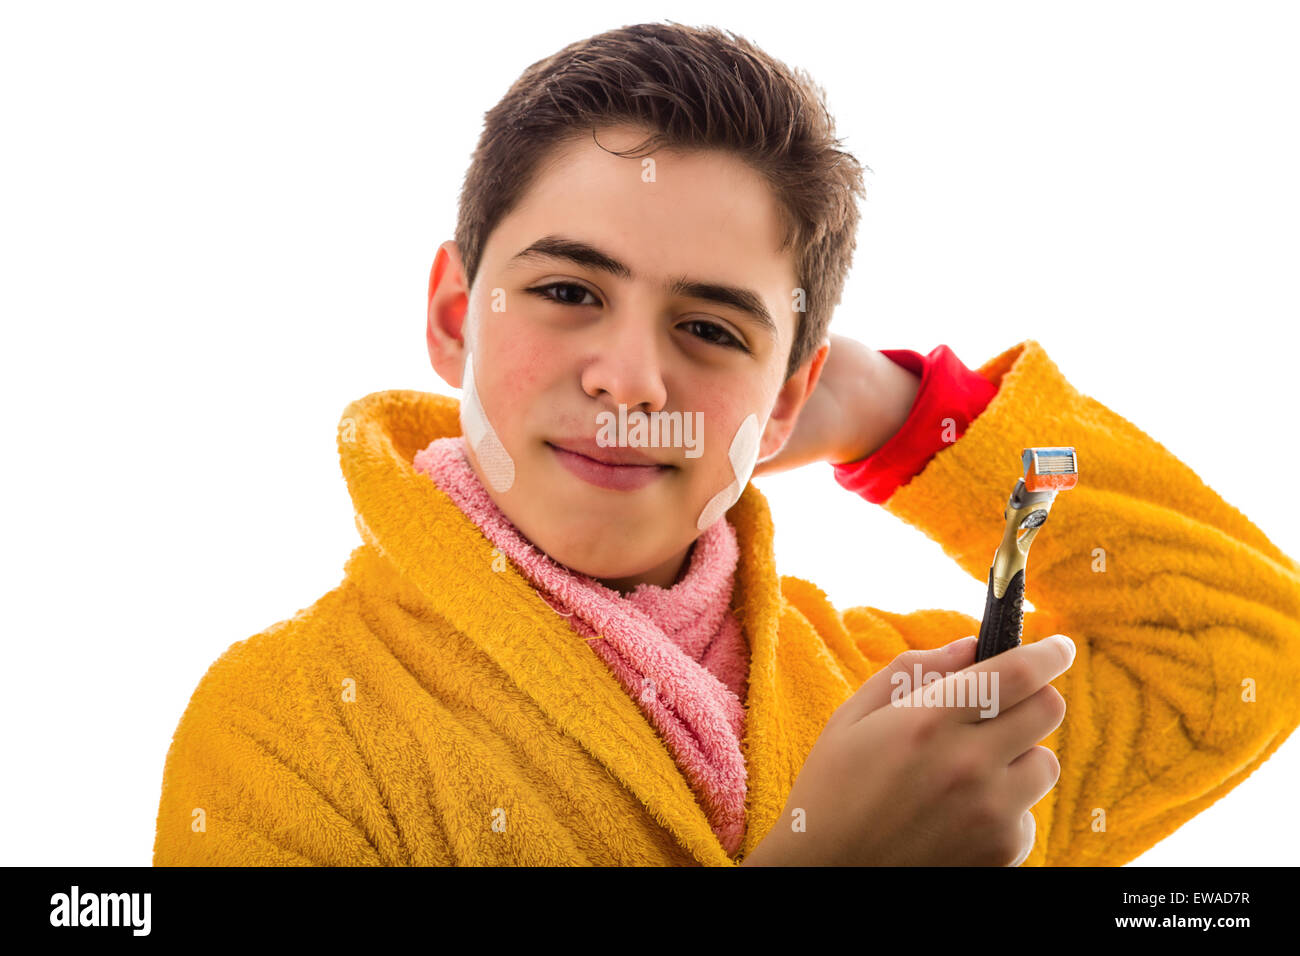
left=412, top=435, right=750, bottom=856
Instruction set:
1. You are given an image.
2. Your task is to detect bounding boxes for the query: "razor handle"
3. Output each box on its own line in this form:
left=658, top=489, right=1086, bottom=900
left=975, top=566, right=1026, bottom=662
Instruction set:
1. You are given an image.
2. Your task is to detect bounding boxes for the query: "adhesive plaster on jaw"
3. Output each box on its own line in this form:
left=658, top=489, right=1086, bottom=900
left=696, top=413, right=761, bottom=530
left=459, top=349, right=516, bottom=493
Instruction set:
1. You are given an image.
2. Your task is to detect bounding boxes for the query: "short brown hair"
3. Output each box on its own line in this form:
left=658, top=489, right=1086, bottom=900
left=453, top=21, right=867, bottom=382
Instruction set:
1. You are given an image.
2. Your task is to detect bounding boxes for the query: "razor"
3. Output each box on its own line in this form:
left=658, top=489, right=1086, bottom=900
left=975, top=447, right=1079, bottom=662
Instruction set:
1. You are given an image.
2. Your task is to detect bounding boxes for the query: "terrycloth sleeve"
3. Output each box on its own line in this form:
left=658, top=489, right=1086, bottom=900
left=831, top=344, right=999, bottom=504
left=791, top=338, right=1300, bottom=866
left=152, top=637, right=388, bottom=866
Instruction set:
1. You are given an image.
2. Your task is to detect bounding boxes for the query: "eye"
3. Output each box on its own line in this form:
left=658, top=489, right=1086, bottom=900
left=525, top=283, right=750, bottom=354
left=525, top=282, right=601, bottom=307
left=681, top=319, right=750, bottom=353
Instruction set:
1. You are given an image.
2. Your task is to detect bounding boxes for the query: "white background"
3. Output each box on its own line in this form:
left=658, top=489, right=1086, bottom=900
left=3, top=0, right=1297, bottom=866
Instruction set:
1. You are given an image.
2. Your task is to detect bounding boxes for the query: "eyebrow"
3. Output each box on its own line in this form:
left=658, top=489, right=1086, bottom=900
left=509, top=235, right=779, bottom=341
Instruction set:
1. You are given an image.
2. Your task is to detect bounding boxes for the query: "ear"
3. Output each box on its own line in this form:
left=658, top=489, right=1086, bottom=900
left=427, top=240, right=471, bottom=388
left=756, top=339, right=831, bottom=461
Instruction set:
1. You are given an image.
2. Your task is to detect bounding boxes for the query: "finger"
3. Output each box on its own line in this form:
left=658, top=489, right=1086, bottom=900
left=942, top=634, right=1076, bottom=725
left=839, top=637, right=978, bottom=725
left=1008, top=810, right=1037, bottom=867
left=945, top=633, right=979, bottom=671
left=1005, top=744, right=1062, bottom=820
left=977, top=681, right=1067, bottom=766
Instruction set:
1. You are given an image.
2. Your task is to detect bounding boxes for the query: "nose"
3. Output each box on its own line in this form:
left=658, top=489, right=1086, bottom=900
left=580, top=314, right=669, bottom=414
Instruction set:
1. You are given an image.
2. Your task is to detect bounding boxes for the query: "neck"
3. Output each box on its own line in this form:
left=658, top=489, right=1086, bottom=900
left=595, top=540, right=695, bottom=595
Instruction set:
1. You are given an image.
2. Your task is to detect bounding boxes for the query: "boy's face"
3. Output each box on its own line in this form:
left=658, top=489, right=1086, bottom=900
left=427, top=124, right=828, bottom=593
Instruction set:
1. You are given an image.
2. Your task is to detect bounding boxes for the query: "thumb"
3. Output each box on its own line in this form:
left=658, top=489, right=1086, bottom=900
left=836, top=636, right=979, bottom=726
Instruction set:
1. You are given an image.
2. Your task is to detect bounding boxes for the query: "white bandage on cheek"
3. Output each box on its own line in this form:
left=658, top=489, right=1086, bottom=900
left=459, top=349, right=516, bottom=493
left=696, top=413, right=761, bottom=531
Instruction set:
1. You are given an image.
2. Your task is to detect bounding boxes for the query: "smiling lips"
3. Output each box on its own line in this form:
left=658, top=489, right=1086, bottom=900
left=547, top=439, right=674, bottom=491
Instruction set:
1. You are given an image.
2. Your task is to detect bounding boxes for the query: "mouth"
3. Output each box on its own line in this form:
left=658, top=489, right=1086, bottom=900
left=546, top=441, right=674, bottom=492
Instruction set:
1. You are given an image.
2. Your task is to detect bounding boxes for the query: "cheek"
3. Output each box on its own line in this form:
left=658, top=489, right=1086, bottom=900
left=689, top=405, right=762, bottom=531
left=721, top=412, right=762, bottom=485
left=477, top=317, right=548, bottom=416
left=694, top=396, right=762, bottom=480
left=696, top=395, right=764, bottom=502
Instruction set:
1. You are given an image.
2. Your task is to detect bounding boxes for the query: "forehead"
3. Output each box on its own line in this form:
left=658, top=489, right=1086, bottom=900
left=488, top=127, right=800, bottom=347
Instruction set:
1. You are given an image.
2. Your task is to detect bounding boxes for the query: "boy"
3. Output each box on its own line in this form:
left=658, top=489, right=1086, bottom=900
left=153, top=22, right=1300, bottom=866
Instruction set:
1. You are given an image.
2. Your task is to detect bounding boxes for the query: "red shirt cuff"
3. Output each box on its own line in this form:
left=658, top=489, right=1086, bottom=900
left=831, top=344, right=998, bottom=504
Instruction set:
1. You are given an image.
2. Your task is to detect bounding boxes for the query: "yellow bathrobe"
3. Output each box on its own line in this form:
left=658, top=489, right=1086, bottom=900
left=152, top=339, right=1300, bottom=866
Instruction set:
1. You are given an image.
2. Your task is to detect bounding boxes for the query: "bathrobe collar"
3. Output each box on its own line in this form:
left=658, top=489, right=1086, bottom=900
left=336, top=389, right=851, bottom=864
